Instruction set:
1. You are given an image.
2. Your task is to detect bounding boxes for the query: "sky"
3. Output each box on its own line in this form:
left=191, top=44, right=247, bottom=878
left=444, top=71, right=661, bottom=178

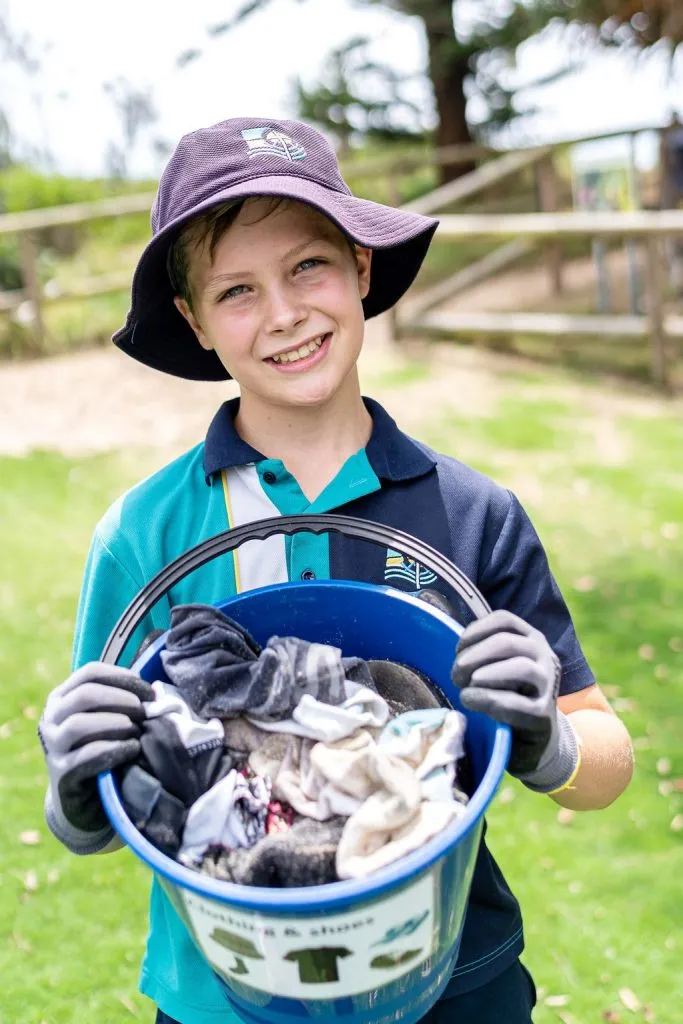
left=1, top=0, right=681, bottom=178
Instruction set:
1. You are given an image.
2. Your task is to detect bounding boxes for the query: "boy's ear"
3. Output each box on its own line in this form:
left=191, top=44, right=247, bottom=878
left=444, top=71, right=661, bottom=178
left=354, top=246, right=372, bottom=301
left=174, top=296, right=213, bottom=352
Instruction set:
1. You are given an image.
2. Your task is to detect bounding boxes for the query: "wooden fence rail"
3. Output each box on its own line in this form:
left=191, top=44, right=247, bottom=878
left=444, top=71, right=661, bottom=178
left=433, top=210, right=683, bottom=239
left=0, top=193, right=156, bottom=236
left=397, top=210, right=683, bottom=389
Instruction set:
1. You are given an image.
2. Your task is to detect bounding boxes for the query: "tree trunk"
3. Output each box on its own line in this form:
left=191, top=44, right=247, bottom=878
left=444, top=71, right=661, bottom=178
left=423, top=2, right=475, bottom=184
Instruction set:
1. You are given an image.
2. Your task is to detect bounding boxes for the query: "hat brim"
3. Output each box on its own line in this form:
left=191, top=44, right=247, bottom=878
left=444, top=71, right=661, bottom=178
left=113, top=175, right=438, bottom=381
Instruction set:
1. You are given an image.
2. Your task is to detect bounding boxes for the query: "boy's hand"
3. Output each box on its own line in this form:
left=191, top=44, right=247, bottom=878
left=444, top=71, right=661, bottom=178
left=39, top=663, right=154, bottom=834
left=450, top=610, right=576, bottom=788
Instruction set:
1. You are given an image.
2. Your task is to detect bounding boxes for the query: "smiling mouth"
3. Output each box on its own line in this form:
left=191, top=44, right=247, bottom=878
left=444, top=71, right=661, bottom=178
left=267, top=333, right=330, bottom=364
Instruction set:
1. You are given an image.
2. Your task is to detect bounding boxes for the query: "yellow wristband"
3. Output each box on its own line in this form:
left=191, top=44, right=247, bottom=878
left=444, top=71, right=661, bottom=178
left=545, top=737, right=582, bottom=797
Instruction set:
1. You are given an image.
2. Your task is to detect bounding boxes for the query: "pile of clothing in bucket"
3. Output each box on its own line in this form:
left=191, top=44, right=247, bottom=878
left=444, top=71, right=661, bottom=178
left=120, top=604, right=470, bottom=887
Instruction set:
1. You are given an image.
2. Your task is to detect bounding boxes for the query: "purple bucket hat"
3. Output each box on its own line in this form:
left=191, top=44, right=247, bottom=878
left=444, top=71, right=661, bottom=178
left=113, top=117, right=438, bottom=381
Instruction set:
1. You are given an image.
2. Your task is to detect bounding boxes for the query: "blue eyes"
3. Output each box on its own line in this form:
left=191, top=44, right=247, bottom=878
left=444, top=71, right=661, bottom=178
left=222, top=284, right=249, bottom=300
left=218, top=258, right=325, bottom=302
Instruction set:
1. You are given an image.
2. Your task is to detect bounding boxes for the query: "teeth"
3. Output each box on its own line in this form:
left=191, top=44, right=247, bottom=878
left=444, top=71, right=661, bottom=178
left=271, top=335, right=325, bottom=363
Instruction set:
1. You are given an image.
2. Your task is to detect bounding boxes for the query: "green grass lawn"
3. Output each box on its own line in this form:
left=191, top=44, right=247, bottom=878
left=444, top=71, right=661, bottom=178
left=1, top=368, right=681, bottom=1023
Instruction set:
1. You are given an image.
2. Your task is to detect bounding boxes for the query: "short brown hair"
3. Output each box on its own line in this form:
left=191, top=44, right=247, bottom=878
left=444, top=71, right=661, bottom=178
left=168, top=200, right=245, bottom=312
left=168, top=197, right=357, bottom=312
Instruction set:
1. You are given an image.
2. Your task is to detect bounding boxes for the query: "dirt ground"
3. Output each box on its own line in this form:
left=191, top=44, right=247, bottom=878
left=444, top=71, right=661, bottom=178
left=0, top=311, right=677, bottom=460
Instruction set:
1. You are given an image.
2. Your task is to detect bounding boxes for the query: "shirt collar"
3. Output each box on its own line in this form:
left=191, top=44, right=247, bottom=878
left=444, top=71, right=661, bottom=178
left=203, top=396, right=435, bottom=483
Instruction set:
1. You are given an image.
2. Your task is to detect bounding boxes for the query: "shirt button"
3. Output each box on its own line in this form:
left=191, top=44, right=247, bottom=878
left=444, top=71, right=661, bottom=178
left=300, top=568, right=316, bottom=581
left=263, top=471, right=277, bottom=485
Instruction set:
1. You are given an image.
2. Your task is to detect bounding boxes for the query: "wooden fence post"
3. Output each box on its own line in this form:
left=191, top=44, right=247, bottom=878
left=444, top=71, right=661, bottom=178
left=535, top=155, right=564, bottom=297
left=18, top=231, right=46, bottom=354
left=644, top=233, right=668, bottom=389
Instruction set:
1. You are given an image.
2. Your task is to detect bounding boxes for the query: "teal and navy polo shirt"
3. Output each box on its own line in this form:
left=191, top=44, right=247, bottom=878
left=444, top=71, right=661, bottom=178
left=73, top=397, right=594, bottom=1024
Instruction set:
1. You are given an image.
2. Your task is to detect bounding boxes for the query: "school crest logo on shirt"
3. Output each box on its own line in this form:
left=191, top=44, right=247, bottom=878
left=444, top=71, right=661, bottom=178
left=384, top=548, right=438, bottom=589
left=241, top=127, right=307, bottom=162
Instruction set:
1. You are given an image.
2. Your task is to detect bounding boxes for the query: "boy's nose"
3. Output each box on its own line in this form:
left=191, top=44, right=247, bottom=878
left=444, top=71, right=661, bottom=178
left=264, top=284, right=308, bottom=335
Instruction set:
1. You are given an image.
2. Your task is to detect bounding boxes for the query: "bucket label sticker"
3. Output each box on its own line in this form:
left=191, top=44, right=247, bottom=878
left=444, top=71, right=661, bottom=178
left=182, top=873, right=436, bottom=998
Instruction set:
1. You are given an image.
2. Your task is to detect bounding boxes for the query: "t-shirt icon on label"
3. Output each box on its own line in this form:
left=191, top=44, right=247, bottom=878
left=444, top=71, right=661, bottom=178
left=283, top=946, right=353, bottom=984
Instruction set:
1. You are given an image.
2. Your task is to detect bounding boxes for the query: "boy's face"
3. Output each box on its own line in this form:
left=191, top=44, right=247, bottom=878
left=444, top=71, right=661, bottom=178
left=175, top=199, right=372, bottom=410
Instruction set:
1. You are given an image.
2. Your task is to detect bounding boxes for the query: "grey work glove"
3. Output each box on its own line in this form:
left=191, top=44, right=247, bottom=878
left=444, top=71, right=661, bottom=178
left=450, top=609, right=579, bottom=792
left=39, top=663, right=155, bottom=850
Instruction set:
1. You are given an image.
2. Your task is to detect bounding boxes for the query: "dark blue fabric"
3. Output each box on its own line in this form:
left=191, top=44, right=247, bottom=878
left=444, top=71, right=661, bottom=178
left=203, top=402, right=264, bottom=481
left=154, top=958, right=536, bottom=1024
left=203, top=397, right=435, bottom=484
left=201, top=396, right=595, bottom=997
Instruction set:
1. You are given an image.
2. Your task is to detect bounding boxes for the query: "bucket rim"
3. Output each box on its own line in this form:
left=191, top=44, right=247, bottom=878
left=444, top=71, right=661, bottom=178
left=98, top=580, right=511, bottom=912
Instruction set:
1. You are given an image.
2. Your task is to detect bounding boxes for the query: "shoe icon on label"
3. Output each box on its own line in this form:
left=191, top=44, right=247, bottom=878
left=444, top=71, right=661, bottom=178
left=372, top=911, right=429, bottom=946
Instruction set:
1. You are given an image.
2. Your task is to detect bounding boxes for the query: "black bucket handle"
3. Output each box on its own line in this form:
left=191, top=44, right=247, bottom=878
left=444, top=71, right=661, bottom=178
left=101, top=514, right=491, bottom=665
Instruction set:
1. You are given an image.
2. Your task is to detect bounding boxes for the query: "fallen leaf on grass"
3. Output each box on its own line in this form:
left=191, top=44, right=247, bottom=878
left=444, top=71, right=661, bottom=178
left=117, top=995, right=140, bottom=1017
left=669, top=637, right=682, bottom=653
left=656, top=758, right=671, bottom=776
left=654, top=665, right=669, bottom=680
left=557, top=808, right=575, bottom=826
left=573, top=575, right=596, bottom=592
left=670, top=814, right=683, bottom=832
left=613, top=698, right=635, bottom=713
left=19, top=830, right=41, bottom=845
left=47, top=868, right=60, bottom=884
left=618, top=987, right=641, bottom=1012
left=23, top=870, right=38, bottom=892
left=22, top=705, right=37, bottom=720
left=642, top=1006, right=656, bottom=1023
left=601, top=1012, right=621, bottom=1023
left=661, top=522, right=679, bottom=540
left=12, top=931, right=32, bottom=953
left=544, top=994, right=570, bottom=1007
left=498, top=786, right=515, bottom=804
left=658, top=781, right=673, bottom=797
left=638, top=645, right=655, bottom=661
left=671, top=779, right=683, bottom=792
left=0, top=722, right=11, bottom=739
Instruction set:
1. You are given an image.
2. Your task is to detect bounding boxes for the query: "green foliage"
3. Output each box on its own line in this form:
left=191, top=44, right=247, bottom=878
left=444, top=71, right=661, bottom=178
left=294, top=35, right=427, bottom=150
left=0, top=165, right=152, bottom=214
left=0, top=234, right=21, bottom=290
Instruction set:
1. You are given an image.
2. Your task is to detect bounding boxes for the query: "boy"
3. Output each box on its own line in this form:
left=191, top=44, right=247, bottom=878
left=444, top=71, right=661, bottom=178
left=39, top=118, right=634, bottom=1024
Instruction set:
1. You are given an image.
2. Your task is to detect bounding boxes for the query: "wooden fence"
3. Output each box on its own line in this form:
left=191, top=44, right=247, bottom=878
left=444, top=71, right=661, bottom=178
left=1, top=121, right=682, bottom=386
left=396, top=209, right=683, bottom=389
left=0, top=193, right=155, bottom=353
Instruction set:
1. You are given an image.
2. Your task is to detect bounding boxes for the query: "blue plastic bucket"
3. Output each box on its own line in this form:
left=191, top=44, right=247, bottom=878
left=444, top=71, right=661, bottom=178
left=98, top=516, right=510, bottom=1024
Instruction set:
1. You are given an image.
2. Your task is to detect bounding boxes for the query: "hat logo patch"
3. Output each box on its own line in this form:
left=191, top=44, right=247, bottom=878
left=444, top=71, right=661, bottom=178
left=384, top=548, right=438, bottom=588
left=241, top=127, right=306, bottom=162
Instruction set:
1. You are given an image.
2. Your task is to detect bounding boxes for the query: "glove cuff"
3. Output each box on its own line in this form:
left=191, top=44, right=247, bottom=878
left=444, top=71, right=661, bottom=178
left=516, top=712, right=580, bottom=794
left=45, top=786, right=116, bottom=856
